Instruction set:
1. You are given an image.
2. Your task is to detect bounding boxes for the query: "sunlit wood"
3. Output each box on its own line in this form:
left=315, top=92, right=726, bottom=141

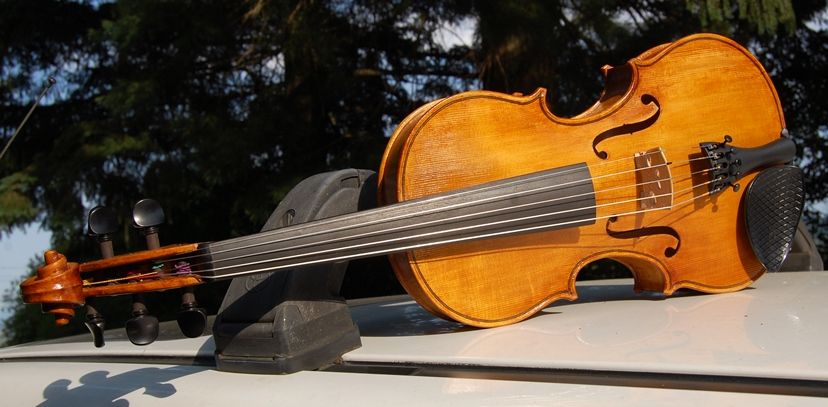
left=380, top=33, right=782, bottom=327
left=20, top=34, right=785, bottom=329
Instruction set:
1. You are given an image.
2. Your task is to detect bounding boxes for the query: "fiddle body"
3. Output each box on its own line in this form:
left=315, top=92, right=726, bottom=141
left=21, top=33, right=798, bottom=330
left=378, top=33, right=787, bottom=326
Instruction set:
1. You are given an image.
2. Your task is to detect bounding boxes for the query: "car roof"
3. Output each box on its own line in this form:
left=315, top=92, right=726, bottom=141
left=348, top=271, right=828, bottom=383
left=2, top=271, right=826, bottom=385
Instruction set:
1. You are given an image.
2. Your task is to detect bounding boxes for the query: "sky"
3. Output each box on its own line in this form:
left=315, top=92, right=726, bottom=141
left=0, top=225, right=51, bottom=321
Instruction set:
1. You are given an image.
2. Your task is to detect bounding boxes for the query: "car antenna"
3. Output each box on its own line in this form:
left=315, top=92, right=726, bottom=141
left=0, top=76, right=57, bottom=161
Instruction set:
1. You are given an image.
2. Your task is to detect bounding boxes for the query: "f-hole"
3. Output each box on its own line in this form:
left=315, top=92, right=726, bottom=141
left=593, top=94, right=661, bottom=159
left=605, top=216, right=680, bottom=257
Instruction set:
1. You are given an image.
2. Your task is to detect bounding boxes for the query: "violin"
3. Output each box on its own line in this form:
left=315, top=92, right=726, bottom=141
left=21, top=33, right=803, bottom=333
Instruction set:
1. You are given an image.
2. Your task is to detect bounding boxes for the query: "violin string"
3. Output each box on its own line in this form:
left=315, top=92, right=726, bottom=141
left=192, top=182, right=717, bottom=281
left=136, top=155, right=714, bottom=280
left=197, top=153, right=711, bottom=261
left=205, top=156, right=642, bottom=250
left=164, top=155, right=709, bottom=271
left=84, top=177, right=713, bottom=287
left=172, top=170, right=706, bottom=275
left=88, top=149, right=719, bottom=285
left=161, top=172, right=712, bottom=280
left=208, top=147, right=708, bottom=250
left=206, top=164, right=658, bottom=254
left=157, top=178, right=670, bottom=276
left=192, top=184, right=701, bottom=278
left=204, top=152, right=708, bottom=260
left=84, top=271, right=161, bottom=286
left=166, top=161, right=659, bottom=263
left=198, top=177, right=709, bottom=276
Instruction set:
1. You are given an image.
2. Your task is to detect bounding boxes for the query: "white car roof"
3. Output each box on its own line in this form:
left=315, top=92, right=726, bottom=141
left=3, top=271, right=827, bottom=380
left=347, top=271, right=828, bottom=382
left=1, top=272, right=826, bottom=404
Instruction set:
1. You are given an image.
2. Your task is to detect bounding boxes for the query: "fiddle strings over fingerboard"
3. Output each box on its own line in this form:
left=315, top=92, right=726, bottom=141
left=208, top=149, right=668, bottom=250
left=203, top=149, right=705, bottom=262
left=83, top=177, right=717, bottom=286
left=188, top=182, right=716, bottom=281
left=83, top=146, right=720, bottom=287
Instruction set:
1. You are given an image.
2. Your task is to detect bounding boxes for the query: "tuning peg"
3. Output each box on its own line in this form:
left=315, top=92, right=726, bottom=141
left=83, top=205, right=120, bottom=348
left=125, top=199, right=165, bottom=345
left=132, top=198, right=207, bottom=339
left=125, top=296, right=159, bottom=346
left=132, top=198, right=164, bottom=249
left=88, top=206, right=118, bottom=258
left=177, top=287, right=207, bottom=338
left=84, top=304, right=106, bottom=348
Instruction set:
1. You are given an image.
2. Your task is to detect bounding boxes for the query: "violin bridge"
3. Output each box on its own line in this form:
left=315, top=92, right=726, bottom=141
left=634, top=147, right=673, bottom=210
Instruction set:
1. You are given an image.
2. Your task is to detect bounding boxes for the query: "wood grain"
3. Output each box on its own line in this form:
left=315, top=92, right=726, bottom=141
left=83, top=275, right=203, bottom=297
left=20, top=243, right=205, bottom=315
left=79, top=243, right=201, bottom=273
left=379, top=34, right=783, bottom=327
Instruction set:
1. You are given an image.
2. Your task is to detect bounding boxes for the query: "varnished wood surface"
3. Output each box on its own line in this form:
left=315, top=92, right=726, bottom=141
left=83, top=275, right=203, bottom=297
left=379, top=34, right=784, bottom=327
left=20, top=243, right=205, bottom=314
left=78, top=243, right=201, bottom=273
left=20, top=251, right=84, bottom=325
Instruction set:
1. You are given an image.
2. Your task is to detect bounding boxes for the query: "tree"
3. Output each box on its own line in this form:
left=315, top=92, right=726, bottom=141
left=1, top=0, right=476, bottom=344
left=2, top=0, right=825, bottom=345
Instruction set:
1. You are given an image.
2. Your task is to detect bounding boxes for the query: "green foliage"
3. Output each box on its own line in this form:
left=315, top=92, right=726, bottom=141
left=686, top=0, right=797, bottom=35
left=0, top=171, right=38, bottom=229
left=1, top=0, right=826, bottom=345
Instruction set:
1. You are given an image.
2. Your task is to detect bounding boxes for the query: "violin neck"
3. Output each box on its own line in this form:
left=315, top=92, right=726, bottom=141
left=197, top=163, right=597, bottom=280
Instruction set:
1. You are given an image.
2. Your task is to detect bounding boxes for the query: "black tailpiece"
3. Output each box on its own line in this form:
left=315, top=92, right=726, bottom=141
left=700, top=131, right=796, bottom=193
